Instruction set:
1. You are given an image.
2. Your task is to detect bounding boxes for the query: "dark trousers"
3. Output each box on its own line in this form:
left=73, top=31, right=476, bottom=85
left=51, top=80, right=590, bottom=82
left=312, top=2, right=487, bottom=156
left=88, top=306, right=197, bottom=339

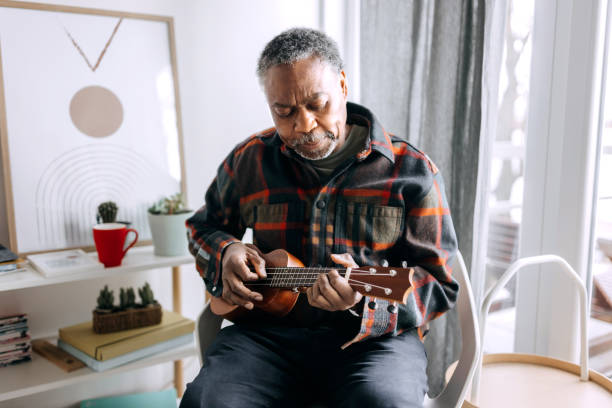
left=180, top=323, right=428, bottom=408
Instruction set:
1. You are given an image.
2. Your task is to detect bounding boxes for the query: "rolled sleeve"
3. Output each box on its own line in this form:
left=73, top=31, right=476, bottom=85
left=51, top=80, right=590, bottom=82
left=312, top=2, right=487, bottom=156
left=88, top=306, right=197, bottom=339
left=186, top=156, right=244, bottom=297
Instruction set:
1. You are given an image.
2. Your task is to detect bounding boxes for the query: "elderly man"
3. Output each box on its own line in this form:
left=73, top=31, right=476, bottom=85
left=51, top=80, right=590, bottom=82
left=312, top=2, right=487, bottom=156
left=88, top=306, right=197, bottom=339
left=181, top=28, right=458, bottom=408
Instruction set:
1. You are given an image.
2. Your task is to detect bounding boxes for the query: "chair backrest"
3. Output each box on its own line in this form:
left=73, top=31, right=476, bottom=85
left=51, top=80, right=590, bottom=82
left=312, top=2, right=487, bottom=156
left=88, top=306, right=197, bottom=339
left=196, top=251, right=480, bottom=408
left=424, top=251, right=481, bottom=408
left=195, top=300, right=224, bottom=365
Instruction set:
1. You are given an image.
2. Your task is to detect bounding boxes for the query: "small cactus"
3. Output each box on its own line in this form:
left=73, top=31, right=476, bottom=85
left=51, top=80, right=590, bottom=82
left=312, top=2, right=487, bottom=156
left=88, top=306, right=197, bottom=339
left=138, top=282, right=156, bottom=306
left=127, top=288, right=136, bottom=307
left=96, top=285, right=114, bottom=310
left=97, top=201, right=118, bottom=223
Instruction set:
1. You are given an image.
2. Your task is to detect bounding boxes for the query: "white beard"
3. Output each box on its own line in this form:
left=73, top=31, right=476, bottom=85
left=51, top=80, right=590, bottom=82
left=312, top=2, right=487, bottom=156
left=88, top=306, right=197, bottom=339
left=294, top=138, right=337, bottom=160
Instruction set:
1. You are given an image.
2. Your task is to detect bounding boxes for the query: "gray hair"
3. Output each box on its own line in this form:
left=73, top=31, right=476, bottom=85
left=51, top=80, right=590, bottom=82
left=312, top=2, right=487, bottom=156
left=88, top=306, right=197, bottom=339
left=256, top=27, right=344, bottom=81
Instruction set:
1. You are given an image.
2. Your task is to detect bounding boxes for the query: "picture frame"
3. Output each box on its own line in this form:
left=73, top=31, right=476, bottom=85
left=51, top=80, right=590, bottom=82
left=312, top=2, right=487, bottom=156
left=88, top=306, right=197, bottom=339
left=0, top=1, right=186, bottom=254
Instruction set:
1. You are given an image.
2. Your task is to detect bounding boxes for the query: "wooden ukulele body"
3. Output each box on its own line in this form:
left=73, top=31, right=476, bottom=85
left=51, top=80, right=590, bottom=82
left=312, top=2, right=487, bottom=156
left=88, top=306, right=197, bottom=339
left=209, top=247, right=304, bottom=322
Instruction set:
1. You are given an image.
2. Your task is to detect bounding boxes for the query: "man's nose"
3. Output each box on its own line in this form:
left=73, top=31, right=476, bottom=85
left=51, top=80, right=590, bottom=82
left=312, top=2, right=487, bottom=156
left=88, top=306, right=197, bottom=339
left=294, top=108, right=316, bottom=133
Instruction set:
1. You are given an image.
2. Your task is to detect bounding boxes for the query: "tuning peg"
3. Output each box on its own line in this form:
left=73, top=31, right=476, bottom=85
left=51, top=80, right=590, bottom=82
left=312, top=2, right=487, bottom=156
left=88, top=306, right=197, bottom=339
left=402, top=261, right=408, bottom=268
left=381, top=259, right=389, bottom=267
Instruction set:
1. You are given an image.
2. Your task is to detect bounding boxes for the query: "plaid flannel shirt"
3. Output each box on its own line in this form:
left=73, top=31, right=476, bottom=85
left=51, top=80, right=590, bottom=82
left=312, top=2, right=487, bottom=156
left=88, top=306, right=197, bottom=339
left=187, top=102, right=459, bottom=346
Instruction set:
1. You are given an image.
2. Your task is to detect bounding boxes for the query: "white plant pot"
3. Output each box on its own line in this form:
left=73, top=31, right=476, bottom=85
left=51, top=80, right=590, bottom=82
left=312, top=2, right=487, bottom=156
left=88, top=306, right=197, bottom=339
left=147, top=212, right=193, bottom=256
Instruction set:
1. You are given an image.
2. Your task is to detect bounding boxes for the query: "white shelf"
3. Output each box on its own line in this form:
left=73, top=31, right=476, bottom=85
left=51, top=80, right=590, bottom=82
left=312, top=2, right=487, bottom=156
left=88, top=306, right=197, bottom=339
left=0, top=246, right=194, bottom=292
left=0, top=338, right=197, bottom=402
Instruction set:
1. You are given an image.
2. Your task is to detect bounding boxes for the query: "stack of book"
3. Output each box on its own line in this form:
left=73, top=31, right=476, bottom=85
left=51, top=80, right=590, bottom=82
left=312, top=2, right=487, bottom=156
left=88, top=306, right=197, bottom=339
left=58, top=310, right=194, bottom=371
left=0, top=314, right=31, bottom=367
left=0, top=244, right=26, bottom=277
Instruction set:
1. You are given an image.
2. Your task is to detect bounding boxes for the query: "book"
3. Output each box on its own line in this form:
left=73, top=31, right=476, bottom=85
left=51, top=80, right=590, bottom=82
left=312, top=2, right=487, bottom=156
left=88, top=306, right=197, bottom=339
left=0, top=313, right=31, bottom=368
left=0, top=353, right=31, bottom=367
left=59, top=310, right=194, bottom=361
left=59, top=333, right=193, bottom=372
left=0, top=321, right=28, bottom=334
left=0, top=329, right=29, bottom=342
left=80, top=388, right=177, bottom=408
left=0, top=313, right=28, bottom=327
left=0, top=263, right=17, bottom=272
left=0, top=346, right=31, bottom=360
left=27, top=249, right=103, bottom=277
left=0, top=257, right=27, bottom=274
left=0, top=335, right=31, bottom=354
left=0, top=244, right=18, bottom=263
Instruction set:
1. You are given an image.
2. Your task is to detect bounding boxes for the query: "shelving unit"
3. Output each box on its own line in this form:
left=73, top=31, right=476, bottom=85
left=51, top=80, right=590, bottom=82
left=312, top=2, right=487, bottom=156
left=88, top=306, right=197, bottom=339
left=0, top=338, right=195, bottom=402
left=0, top=245, right=196, bottom=403
left=0, top=246, right=192, bottom=292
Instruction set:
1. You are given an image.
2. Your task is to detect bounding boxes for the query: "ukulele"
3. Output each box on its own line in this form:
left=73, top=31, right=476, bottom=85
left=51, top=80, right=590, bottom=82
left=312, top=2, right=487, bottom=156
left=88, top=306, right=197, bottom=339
left=209, top=245, right=414, bottom=322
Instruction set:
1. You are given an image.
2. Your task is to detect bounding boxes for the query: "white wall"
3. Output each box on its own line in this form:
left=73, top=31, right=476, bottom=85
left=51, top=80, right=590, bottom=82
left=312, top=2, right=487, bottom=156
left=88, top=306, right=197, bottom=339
left=0, top=1, right=322, bottom=406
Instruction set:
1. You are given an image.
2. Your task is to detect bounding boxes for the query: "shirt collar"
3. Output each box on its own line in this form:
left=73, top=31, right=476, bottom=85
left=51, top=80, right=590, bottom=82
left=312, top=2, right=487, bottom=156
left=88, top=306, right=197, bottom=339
left=275, top=102, right=395, bottom=164
left=346, top=102, right=395, bottom=164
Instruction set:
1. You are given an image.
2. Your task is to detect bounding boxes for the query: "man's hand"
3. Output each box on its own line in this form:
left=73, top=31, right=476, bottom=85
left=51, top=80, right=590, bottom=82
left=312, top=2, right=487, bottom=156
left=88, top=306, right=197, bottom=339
left=220, top=243, right=267, bottom=310
left=306, top=253, right=362, bottom=311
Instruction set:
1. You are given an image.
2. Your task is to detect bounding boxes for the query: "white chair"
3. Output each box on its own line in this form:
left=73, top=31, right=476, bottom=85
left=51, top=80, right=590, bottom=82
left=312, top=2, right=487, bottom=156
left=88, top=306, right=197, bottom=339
left=195, top=251, right=480, bottom=408
left=424, top=251, right=481, bottom=408
left=466, top=255, right=612, bottom=407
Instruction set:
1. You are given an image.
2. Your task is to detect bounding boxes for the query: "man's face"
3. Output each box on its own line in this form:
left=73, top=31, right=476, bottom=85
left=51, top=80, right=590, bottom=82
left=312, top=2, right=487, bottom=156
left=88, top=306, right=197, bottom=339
left=263, top=56, right=349, bottom=160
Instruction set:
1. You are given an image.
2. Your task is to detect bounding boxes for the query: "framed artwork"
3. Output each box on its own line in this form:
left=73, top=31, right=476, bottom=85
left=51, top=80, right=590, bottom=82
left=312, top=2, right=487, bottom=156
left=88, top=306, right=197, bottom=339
left=0, top=1, right=186, bottom=254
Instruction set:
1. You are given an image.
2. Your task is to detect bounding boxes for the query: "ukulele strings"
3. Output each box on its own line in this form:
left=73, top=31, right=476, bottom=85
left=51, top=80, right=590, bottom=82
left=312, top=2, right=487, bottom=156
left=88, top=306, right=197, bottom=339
left=248, top=267, right=402, bottom=277
left=245, top=278, right=393, bottom=294
left=246, top=266, right=395, bottom=292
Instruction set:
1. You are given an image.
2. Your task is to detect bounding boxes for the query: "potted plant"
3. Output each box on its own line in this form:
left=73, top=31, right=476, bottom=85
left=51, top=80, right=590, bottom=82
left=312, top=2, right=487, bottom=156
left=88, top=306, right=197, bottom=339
left=147, top=193, right=193, bottom=256
left=96, top=201, right=132, bottom=226
left=96, top=201, right=118, bottom=224
left=92, top=282, right=162, bottom=333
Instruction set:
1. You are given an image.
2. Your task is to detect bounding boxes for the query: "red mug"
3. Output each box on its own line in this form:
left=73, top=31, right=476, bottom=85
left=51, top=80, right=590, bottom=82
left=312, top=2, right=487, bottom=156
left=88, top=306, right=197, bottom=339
left=93, top=223, right=139, bottom=267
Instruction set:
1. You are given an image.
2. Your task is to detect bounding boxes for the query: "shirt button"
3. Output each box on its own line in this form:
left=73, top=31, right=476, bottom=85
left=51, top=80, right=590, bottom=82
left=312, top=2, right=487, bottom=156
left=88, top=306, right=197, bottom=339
left=387, top=304, right=397, bottom=314
left=368, top=301, right=377, bottom=310
left=316, top=200, right=326, bottom=209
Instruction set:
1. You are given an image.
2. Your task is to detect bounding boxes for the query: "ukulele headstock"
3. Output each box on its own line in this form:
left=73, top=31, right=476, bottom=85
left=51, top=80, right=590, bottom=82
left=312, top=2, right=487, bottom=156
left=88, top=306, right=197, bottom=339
left=347, top=266, right=414, bottom=303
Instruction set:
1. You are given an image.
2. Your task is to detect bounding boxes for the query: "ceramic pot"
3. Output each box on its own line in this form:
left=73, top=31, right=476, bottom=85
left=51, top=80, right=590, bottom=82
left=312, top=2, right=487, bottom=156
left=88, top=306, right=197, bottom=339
left=147, top=212, right=193, bottom=256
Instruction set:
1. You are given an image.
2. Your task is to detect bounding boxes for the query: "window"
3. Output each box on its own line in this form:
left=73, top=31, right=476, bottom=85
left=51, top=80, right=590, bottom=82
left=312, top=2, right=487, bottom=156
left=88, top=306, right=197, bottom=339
left=588, top=16, right=612, bottom=375
left=482, top=0, right=533, bottom=354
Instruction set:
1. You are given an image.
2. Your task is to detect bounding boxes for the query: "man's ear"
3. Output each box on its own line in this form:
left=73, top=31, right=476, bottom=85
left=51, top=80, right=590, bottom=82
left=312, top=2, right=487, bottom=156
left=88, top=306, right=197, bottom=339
left=339, top=70, right=348, bottom=98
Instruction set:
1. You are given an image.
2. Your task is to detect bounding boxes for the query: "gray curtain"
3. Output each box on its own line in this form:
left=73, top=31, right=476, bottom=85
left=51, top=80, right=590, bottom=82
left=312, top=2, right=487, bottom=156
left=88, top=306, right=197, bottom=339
left=360, top=0, right=485, bottom=396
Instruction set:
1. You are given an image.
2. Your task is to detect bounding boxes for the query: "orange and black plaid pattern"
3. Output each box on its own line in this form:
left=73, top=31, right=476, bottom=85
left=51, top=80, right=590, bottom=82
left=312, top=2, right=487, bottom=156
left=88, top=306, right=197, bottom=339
left=186, top=102, right=458, bottom=345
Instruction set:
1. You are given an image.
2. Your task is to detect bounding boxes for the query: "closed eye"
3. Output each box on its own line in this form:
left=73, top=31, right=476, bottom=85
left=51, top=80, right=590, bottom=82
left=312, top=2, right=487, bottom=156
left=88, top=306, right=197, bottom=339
left=274, top=107, right=293, bottom=117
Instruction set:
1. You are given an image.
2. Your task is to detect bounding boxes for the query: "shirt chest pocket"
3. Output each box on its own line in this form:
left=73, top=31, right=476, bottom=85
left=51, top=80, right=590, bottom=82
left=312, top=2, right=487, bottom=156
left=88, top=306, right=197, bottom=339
left=252, top=202, right=306, bottom=253
left=334, top=201, right=404, bottom=251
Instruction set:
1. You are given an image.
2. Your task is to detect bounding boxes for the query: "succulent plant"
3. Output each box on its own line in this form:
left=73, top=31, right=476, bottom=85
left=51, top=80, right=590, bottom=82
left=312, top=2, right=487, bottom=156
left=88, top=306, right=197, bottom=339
left=138, top=282, right=156, bottom=306
left=148, top=193, right=190, bottom=215
left=97, top=285, right=115, bottom=310
left=119, top=288, right=128, bottom=309
left=97, top=201, right=118, bottom=223
left=127, top=287, right=136, bottom=307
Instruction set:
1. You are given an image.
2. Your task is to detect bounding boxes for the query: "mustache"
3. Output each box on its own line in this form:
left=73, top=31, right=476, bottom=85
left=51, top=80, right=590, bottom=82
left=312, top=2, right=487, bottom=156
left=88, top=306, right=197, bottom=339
left=288, top=131, right=336, bottom=148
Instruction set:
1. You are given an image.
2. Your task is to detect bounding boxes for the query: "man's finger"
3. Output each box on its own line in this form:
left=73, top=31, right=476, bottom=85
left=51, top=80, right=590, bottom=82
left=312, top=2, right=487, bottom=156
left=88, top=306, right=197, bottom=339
left=246, top=251, right=267, bottom=278
left=311, top=276, right=335, bottom=310
left=228, top=292, right=254, bottom=310
left=225, top=276, right=263, bottom=302
left=330, top=253, right=359, bottom=268
left=317, top=273, right=344, bottom=309
left=231, top=258, right=260, bottom=281
left=327, top=269, right=361, bottom=304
